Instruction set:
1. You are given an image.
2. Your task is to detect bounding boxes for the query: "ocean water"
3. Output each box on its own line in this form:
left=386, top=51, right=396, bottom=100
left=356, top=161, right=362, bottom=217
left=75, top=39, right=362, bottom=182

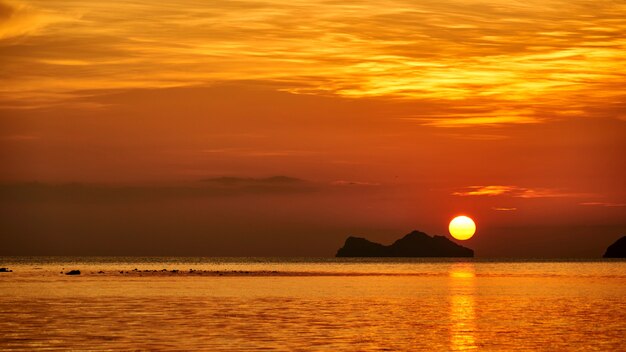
left=0, top=258, right=624, bottom=351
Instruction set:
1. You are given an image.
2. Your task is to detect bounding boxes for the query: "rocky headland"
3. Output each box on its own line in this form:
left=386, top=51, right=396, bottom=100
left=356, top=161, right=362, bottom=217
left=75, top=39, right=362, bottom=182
left=336, top=230, right=474, bottom=257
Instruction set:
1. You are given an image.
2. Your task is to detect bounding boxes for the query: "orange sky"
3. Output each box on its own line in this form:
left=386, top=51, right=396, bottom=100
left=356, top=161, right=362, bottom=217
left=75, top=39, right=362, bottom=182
left=1, top=0, right=625, bottom=256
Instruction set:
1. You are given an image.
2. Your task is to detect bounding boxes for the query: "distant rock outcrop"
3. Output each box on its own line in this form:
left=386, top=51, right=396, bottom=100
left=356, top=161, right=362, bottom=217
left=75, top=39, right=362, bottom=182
left=603, top=236, right=626, bottom=258
left=65, top=270, right=81, bottom=275
left=336, top=230, right=474, bottom=257
left=0, top=267, right=12, bottom=272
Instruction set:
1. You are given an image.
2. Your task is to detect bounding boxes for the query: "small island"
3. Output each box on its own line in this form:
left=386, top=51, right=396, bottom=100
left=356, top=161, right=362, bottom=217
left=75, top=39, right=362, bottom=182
left=603, top=236, right=626, bottom=258
left=336, top=230, right=474, bottom=257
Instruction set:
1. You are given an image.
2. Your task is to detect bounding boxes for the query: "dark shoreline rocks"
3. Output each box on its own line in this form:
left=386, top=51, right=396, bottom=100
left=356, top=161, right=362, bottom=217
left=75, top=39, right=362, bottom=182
left=65, top=270, right=81, bottom=275
left=0, top=267, right=12, bottom=273
left=336, top=230, right=474, bottom=257
left=603, top=236, right=626, bottom=258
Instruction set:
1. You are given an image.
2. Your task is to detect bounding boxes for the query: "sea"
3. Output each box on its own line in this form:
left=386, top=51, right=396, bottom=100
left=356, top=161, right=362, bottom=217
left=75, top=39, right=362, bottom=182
left=0, top=257, right=624, bottom=351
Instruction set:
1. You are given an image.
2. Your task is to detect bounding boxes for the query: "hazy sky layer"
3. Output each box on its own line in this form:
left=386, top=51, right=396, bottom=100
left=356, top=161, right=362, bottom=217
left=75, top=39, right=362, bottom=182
left=0, top=0, right=624, bottom=256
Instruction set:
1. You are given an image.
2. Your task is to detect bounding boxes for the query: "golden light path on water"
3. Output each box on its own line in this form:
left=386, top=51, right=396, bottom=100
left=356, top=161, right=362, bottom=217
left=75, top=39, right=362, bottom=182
left=449, top=263, right=476, bottom=351
left=1, top=0, right=625, bottom=126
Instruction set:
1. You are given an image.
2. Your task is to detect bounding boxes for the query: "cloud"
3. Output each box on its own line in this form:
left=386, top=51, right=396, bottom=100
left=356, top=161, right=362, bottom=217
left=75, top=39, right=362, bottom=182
left=453, top=185, right=583, bottom=198
left=579, top=202, right=626, bottom=207
left=492, top=207, right=517, bottom=211
left=201, top=176, right=306, bottom=186
left=453, top=185, right=514, bottom=197
left=0, top=176, right=315, bottom=203
left=331, top=180, right=381, bottom=187
left=0, top=177, right=392, bottom=203
left=435, top=133, right=509, bottom=141
left=409, top=115, right=542, bottom=128
left=403, top=108, right=543, bottom=127
left=1, top=0, right=625, bottom=126
left=0, top=1, right=11, bottom=19
left=0, top=1, right=70, bottom=40
left=201, top=148, right=316, bottom=157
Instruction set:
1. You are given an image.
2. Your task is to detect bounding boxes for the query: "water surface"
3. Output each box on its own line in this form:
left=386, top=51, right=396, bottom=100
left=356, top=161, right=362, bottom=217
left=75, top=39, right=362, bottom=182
left=1, top=258, right=624, bottom=351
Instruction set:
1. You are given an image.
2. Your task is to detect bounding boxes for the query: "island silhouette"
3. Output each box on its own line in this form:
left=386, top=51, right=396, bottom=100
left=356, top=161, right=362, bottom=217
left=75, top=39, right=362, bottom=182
left=603, top=236, right=626, bottom=258
left=336, top=230, right=474, bottom=257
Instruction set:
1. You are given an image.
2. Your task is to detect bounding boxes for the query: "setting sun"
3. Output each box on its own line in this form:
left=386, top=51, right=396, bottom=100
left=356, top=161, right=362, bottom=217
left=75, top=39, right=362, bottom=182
left=449, top=216, right=476, bottom=241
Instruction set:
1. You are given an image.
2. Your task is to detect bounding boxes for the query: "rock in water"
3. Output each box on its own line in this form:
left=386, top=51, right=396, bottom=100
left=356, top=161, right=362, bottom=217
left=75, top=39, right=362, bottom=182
left=0, top=268, right=12, bottom=272
left=336, top=237, right=388, bottom=257
left=603, top=236, right=626, bottom=258
left=336, top=230, right=474, bottom=257
left=65, top=270, right=81, bottom=275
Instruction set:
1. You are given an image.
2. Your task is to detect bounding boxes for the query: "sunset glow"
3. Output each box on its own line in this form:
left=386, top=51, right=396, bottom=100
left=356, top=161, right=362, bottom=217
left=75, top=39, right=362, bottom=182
left=0, top=0, right=624, bottom=257
left=2, top=2, right=626, bottom=350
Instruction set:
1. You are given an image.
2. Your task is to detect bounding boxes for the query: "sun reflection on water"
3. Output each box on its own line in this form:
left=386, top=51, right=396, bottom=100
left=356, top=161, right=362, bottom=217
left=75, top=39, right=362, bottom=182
left=449, top=263, right=477, bottom=351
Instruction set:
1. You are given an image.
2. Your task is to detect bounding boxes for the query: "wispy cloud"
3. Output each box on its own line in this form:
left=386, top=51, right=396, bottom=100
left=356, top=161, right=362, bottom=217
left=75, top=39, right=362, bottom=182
left=404, top=110, right=542, bottom=127
left=492, top=207, right=517, bottom=211
left=453, top=185, right=514, bottom=197
left=201, top=176, right=305, bottom=187
left=579, top=202, right=626, bottom=207
left=435, top=133, right=509, bottom=141
left=0, top=176, right=390, bottom=203
left=0, top=176, right=315, bottom=202
left=453, top=185, right=583, bottom=198
left=0, top=0, right=73, bottom=40
left=331, top=180, right=381, bottom=187
left=201, top=148, right=316, bottom=157
left=1, top=0, right=625, bottom=126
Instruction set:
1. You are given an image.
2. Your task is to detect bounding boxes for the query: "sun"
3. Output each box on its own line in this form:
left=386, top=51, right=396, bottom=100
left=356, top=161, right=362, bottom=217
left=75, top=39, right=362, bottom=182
left=449, top=216, right=476, bottom=240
